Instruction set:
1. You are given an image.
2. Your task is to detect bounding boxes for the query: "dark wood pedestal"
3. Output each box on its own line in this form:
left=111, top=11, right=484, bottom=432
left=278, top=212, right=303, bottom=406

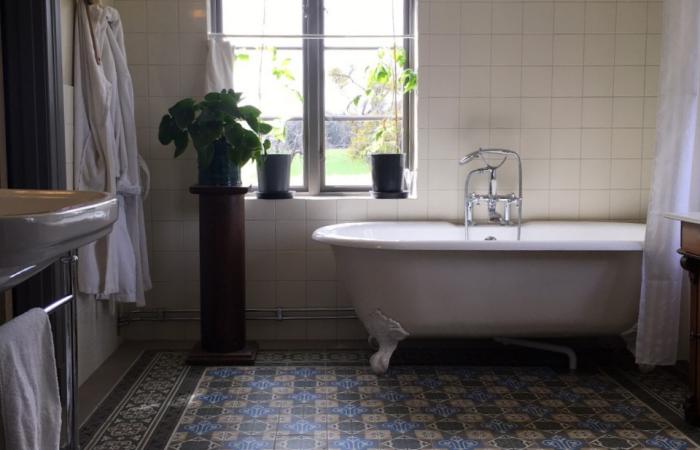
left=187, top=185, right=257, bottom=365
left=678, top=220, right=700, bottom=425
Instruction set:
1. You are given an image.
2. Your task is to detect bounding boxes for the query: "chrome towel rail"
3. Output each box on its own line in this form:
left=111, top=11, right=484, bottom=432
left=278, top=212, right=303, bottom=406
left=44, top=295, right=73, bottom=314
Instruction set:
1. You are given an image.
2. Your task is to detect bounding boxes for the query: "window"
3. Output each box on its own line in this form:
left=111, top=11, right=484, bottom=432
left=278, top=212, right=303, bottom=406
left=212, top=0, right=415, bottom=194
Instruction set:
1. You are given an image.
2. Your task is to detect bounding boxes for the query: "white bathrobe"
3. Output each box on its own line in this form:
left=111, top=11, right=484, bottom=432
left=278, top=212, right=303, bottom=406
left=74, top=4, right=151, bottom=305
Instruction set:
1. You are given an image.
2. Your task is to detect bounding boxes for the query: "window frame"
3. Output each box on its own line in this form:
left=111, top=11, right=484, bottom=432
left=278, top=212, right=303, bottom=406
left=210, top=0, right=416, bottom=195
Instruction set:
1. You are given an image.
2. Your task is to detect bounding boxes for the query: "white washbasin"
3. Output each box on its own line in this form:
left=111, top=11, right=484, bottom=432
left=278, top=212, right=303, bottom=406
left=0, top=189, right=118, bottom=291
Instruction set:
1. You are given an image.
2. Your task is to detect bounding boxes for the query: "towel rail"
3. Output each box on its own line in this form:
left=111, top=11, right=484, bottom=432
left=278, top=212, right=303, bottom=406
left=44, top=295, right=74, bottom=314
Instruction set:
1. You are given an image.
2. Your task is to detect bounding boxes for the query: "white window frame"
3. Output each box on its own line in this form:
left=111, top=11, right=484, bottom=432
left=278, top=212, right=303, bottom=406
left=210, top=0, right=416, bottom=195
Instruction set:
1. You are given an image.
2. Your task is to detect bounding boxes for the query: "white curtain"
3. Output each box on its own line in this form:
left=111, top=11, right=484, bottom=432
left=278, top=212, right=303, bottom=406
left=636, top=0, right=700, bottom=366
left=205, top=39, right=235, bottom=93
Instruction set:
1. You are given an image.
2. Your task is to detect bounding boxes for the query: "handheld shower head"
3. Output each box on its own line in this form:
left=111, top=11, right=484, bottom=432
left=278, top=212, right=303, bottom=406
left=459, top=150, right=482, bottom=165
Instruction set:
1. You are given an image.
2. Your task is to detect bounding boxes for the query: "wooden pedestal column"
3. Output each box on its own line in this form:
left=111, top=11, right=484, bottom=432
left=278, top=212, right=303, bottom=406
left=187, top=185, right=257, bottom=365
left=677, top=220, right=700, bottom=425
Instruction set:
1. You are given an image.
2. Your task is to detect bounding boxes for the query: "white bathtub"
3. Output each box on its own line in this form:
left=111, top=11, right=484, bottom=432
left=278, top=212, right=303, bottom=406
left=312, top=221, right=645, bottom=373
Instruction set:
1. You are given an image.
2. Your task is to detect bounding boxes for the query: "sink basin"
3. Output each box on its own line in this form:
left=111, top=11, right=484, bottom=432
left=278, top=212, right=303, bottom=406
left=0, top=189, right=118, bottom=291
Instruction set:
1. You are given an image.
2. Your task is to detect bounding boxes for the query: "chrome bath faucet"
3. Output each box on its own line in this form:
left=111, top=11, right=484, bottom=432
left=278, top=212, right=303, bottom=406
left=459, top=148, right=523, bottom=239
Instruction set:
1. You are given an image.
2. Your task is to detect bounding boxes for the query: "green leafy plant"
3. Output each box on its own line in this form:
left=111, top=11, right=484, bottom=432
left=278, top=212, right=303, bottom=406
left=158, top=89, right=272, bottom=169
left=330, top=47, right=417, bottom=160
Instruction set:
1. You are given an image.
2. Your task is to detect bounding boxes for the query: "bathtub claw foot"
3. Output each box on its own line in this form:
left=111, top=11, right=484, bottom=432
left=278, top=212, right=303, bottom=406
left=363, top=309, right=409, bottom=375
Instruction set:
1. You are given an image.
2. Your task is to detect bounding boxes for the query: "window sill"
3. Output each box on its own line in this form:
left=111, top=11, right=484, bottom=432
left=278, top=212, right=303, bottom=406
left=245, top=192, right=419, bottom=200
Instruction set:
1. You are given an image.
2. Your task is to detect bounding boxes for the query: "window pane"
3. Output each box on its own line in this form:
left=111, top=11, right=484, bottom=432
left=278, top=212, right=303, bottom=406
left=232, top=47, right=304, bottom=187
left=325, top=0, right=404, bottom=37
left=221, top=0, right=302, bottom=41
left=324, top=47, right=406, bottom=187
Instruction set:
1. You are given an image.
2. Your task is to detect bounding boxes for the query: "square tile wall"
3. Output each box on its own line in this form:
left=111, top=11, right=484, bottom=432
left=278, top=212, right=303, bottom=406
left=116, top=0, right=660, bottom=342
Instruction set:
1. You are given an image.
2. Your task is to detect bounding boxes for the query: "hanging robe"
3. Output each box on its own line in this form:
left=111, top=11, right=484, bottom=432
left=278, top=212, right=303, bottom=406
left=73, top=3, right=151, bottom=305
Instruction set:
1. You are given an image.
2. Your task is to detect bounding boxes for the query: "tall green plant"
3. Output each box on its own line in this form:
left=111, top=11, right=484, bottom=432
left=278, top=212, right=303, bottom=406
left=158, top=89, right=272, bottom=168
left=330, top=47, right=417, bottom=160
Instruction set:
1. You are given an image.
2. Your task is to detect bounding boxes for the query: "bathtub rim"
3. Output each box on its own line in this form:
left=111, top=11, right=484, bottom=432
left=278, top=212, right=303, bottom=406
left=312, top=220, right=646, bottom=252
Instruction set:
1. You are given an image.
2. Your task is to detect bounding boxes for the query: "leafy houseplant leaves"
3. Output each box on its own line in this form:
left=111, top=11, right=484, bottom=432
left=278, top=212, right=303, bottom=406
left=258, top=122, right=273, bottom=134
left=158, top=115, right=178, bottom=145
left=190, top=120, right=223, bottom=150
left=169, top=98, right=196, bottom=129
left=158, top=89, right=273, bottom=170
left=173, top=132, right=189, bottom=158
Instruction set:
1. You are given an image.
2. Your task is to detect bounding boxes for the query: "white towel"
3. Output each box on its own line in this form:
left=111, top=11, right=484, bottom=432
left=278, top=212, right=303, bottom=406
left=206, top=38, right=235, bottom=93
left=0, top=309, right=61, bottom=450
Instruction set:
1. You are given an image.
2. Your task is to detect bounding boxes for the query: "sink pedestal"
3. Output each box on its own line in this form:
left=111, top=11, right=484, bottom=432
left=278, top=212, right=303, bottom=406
left=187, top=185, right=257, bottom=365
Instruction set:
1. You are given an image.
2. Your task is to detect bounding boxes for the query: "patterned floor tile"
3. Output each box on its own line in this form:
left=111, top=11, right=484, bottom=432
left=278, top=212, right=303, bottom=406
left=81, top=350, right=700, bottom=450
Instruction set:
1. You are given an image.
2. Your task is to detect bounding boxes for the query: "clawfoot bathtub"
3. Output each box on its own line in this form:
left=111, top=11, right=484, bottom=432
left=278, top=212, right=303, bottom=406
left=312, top=221, right=645, bottom=374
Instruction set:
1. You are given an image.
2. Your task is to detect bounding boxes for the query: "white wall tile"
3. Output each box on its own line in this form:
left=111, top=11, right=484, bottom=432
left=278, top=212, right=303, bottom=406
left=610, top=159, right=642, bottom=189
left=306, top=200, right=337, bottom=220
left=615, top=34, right=646, bottom=65
left=585, top=3, right=617, bottom=34
left=613, top=97, right=644, bottom=128
left=490, top=98, right=521, bottom=129
left=148, top=34, right=180, bottom=65
left=549, top=190, right=580, bottom=219
left=523, top=35, right=553, bottom=66
left=492, top=35, right=523, bottom=66
left=579, top=190, right=610, bottom=219
left=550, top=160, right=580, bottom=189
left=429, top=129, right=460, bottom=159
left=583, top=66, right=614, bottom=97
left=178, top=1, right=206, bottom=33
left=461, top=2, right=492, bottom=34
left=461, top=35, right=492, bottom=66
left=550, top=129, right=581, bottom=159
left=337, top=200, right=368, bottom=221
left=581, top=129, right=612, bottom=159
left=647, top=2, right=662, bottom=34
left=554, top=2, right=584, bottom=34
left=582, top=98, right=613, bottom=128
left=460, top=99, right=491, bottom=129
left=490, top=67, right=522, bottom=97
left=430, top=2, right=461, bottom=34
left=584, top=35, right=615, bottom=66
left=429, top=98, right=460, bottom=129
left=552, top=66, right=583, bottom=97
left=613, top=66, right=645, bottom=97
left=553, top=35, right=584, bottom=66
left=147, top=1, right=179, bottom=32
left=522, top=67, right=552, bottom=97
left=429, top=34, right=461, bottom=66
left=116, top=1, right=147, bottom=32
left=521, top=98, right=551, bottom=129
left=551, top=98, right=582, bottom=128
left=616, top=2, right=647, bottom=34
left=460, top=67, right=491, bottom=97
left=580, top=159, right=611, bottom=190
left=524, top=2, right=554, bottom=34
left=276, top=221, right=307, bottom=251
left=612, top=129, right=643, bottom=159
left=492, top=1, right=522, bottom=34
left=610, top=190, right=641, bottom=220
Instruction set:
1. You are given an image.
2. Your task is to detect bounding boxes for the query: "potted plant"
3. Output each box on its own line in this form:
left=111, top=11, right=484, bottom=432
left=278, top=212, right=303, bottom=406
left=330, top=47, right=417, bottom=198
left=158, top=89, right=272, bottom=187
left=254, top=117, right=297, bottom=200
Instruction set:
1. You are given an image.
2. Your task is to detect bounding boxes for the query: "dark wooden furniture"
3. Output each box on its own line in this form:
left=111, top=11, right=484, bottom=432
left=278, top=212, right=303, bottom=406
left=677, top=217, right=700, bottom=425
left=187, top=185, right=257, bottom=365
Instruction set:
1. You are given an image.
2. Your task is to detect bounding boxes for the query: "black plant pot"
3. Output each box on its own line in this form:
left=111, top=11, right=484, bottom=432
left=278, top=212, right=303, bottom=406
left=371, top=153, right=408, bottom=199
left=198, top=142, right=241, bottom=187
left=256, top=154, right=293, bottom=199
